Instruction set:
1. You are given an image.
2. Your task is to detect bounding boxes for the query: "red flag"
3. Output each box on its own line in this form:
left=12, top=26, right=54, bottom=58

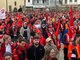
left=69, top=6, right=74, bottom=26
left=54, top=21, right=61, bottom=50
left=69, top=6, right=75, bottom=38
left=45, top=12, right=49, bottom=21
left=68, top=27, right=72, bottom=38
left=55, top=21, right=60, bottom=38
left=68, top=26, right=75, bottom=38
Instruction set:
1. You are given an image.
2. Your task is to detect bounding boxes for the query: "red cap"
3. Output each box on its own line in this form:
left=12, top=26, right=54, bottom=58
left=0, top=26, right=4, bottom=29
left=36, top=29, right=40, bottom=34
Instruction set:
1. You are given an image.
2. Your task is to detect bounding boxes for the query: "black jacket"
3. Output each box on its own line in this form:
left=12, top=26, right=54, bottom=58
left=71, top=48, right=80, bottom=60
left=27, top=44, right=45, bottom=60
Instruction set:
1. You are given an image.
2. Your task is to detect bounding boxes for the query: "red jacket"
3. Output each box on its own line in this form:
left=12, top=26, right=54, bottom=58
left=0, top=52, right=4, bottom=60
left=40, top=35, right=46, bottom=46
left=18, top=44, right=29, bottom=60
left=13, top=49, right=19, bottom=60
left=1, top=43, right=14, bottom=55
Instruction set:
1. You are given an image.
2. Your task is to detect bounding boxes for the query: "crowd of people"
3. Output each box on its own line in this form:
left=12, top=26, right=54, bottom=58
left=0, top=6, right=80, bottom=60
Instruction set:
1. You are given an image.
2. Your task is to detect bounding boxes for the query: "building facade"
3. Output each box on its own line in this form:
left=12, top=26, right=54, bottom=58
left=0, top=0, right=61, bottom=11
left=63, top=0, right=80, bottom=5
left=0, top=0, right=24, bottom=12
left=26, top=0, right=33, bottom=7
left=26, top=0, right=60, bottom=8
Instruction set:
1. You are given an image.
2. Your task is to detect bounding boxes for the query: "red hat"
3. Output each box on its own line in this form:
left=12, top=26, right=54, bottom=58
left=36, top=29, right=40, bottom=34
left=0, top=26, right=4, bottom=29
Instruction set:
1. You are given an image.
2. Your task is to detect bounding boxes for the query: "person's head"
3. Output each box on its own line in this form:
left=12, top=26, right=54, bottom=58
left=49, top=49, right=56, bottom=58
left=46, top=37, right=52, bottom=44
left=35, top=29, right=41, bottom=36
left=19, top=39, right=26, bottom=47
left=48, top=26, right=53, bottom=32
left=30, top=36, right=34, bottom=43
left=23, top=22, right=27, bottom=27
left=35, top=20, right=40, bottom=24
left=0, top=26, right=4, bottom=35
left=33, top=35, right=40, bottom=46
left=3, top=35, right=11, bottom=44
left=4, top=52, right=12, bottom=60
left=65, top=23, right=69, bottom=29
left=46, top=47, right=57, bottom=59
left=1, top=8, right=5, bottom=13
left=17, top=35, right=23, bottom=41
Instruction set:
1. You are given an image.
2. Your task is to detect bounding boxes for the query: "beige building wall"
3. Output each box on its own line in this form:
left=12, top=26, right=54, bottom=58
left=0, top=0, right=24, bottom=12
left=0, top=0, right=6, bottom=10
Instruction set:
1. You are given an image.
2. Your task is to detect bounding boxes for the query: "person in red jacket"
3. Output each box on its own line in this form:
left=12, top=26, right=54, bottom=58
left=68, top=41, right=74, bottom=60
left=29, top=36, right=34, bottom=46
left=12, top=48, right=19, bottom=60
left=18, top=39, right=29, bottom=60
left=36, top=29, right=46, bottom=46
left=0, top=43, right=4, bottom=60
left=0, top=35, right=13, bottom=55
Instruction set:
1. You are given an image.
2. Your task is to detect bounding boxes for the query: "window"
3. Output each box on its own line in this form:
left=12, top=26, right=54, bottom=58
left=14, top=1, right=17, bottom=6
left=65, top=0, right=67, bottom=4
left=39, top=0, right=43, bottom=4
left=70, top=0, right=72, bottom=2
left=43, top=0, right=45, bottom=3
left=59, top=0, right=62, bottom=4
left=28, top=0, right=30, bottom=2
left=9, top=5, right=12, bottom=12
left=75, top=0, right=77, bottom=2
left=46, top=0, right=49, bottom=5
left=37, top=0, right=39, bottom=3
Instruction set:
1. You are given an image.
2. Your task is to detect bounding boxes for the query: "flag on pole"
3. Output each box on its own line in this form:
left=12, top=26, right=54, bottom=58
left=55, top=21, right=60, bottom=38
left=68, top=5, right=75, bottom=38
left=69, top=5, right=74, bottom=26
